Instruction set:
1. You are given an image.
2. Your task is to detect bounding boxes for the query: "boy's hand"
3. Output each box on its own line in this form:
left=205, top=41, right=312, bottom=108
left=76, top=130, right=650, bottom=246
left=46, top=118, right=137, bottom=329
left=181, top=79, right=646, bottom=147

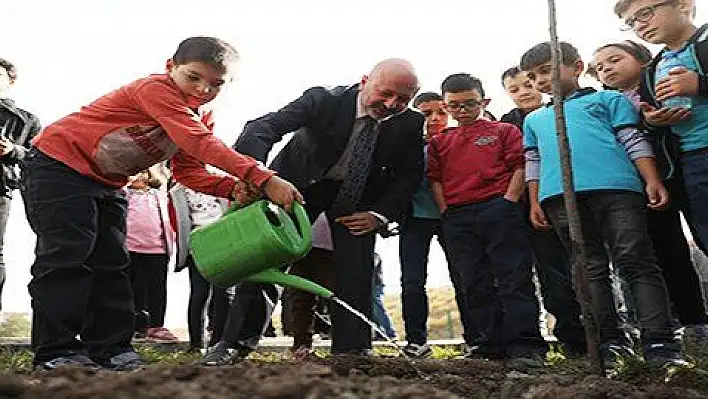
left=529, top=202, right=551, bottom=231
left=262, top=175, right=304, bottom=212
left=640, top=103, right=691, bottom=126
left=0, top=137, right=15, bottom=156
left=655, top=67, right=699, bottom=101
left=645, top=180, right=669, bottom=210
left=230, top=180, right=262, bottom=206
left=335, top=212, right=382, bottom=236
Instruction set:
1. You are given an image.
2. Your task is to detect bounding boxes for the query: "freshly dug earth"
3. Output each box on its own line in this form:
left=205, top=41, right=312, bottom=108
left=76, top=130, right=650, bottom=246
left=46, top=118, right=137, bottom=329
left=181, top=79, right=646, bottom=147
left=0, top=356, right=707, bottom=398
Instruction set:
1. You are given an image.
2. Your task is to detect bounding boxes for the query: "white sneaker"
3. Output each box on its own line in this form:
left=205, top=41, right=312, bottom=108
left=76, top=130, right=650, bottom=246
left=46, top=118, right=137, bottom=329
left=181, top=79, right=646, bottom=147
left=402, top=342, right=432, bottom=358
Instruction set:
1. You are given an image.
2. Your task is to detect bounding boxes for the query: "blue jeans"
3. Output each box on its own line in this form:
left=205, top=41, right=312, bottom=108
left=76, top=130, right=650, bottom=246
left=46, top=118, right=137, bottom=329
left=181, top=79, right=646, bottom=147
left=398, top=217, right=471, bottom=344
left=543, top=191, right=675, bottom=346
left=442, top=197, right=544, bottom=356
left=372, top=282, right=396, bottom=339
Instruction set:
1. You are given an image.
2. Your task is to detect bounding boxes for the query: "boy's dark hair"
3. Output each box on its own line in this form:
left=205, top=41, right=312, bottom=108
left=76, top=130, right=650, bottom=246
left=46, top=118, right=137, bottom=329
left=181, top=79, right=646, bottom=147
left=520, top=41, right=581, bottom=71
left=500, top=66, right=523, bottom=87
left=0, top=58, right=17, bottom=82
left=441, top=73, right=485, bottom=97
left=413, top=92, right=443, bottom=108
left=171, top=36, right=239, bottom=69
left=586, top=40, right=653, bottom=80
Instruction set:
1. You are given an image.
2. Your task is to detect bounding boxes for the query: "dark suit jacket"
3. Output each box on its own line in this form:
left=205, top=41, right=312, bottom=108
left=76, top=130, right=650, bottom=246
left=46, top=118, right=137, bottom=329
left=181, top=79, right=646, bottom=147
left=234, top=84, right=424, bottom=222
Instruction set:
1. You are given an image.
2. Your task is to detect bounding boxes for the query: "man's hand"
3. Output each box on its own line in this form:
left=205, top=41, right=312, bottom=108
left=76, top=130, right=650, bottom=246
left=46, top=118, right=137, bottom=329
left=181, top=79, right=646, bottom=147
left=529, top=202, right=551, bottom=231
left=231, top=180, right=263, bottom=206
left=262, top=175, right=304, bottom=212
left=640, top=103, right=691, bottom=126
left=655, top=67, right=699, bottom=102
left=0, top=137, right=14, bottom=156
left=335, top=212, right=382, bottom=236
left=645, top=180, right=670, bottom=210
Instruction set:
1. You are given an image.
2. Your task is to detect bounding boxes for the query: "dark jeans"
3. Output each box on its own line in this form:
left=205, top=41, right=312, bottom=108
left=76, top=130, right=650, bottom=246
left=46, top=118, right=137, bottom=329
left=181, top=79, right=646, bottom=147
left=220, top=281, right=282, bottom=350
left=543, top=191, right=675, bottom=345
left=442, top=198, right=544, bottom=355
left=186, top=256, right=231, bottom=348
left=288, top=247, right=335, bottom=348
left=527, top=226, right=586, bottom=350
left=20, top=149, right=134, bottom=364
left=0, top=195, right=9, bottom=312
left=128, top=252, right=169, bottom=327
left=398, top=217, right=471, bottom=344
left=647, top=177, right=708, bottom=326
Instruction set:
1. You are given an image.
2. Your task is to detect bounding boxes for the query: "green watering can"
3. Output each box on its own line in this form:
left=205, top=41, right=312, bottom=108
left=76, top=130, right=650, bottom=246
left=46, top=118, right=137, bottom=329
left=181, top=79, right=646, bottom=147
left=189, top=200, right=334, bottom=298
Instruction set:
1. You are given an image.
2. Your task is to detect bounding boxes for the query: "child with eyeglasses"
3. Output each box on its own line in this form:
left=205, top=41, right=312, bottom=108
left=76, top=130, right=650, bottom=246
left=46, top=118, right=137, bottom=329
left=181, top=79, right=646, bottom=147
left=427, top=73, right=546, bottom=368
left=614, top=1, right=708, bottom=279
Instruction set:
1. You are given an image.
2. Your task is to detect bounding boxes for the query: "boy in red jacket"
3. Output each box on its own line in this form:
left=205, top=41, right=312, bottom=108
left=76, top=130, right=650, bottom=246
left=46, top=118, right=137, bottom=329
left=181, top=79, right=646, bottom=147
left=427, top=73, right=545, bottom=367
left=22, top=36, right=301, bottom=371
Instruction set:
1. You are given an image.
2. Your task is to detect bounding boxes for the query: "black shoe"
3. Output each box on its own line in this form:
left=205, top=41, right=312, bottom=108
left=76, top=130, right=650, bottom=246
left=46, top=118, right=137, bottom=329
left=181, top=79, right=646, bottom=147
left=201, top=341, right=252, bottom=366
left=401, top=342, right=432, bottom=359
left=463, top=345, right=505, bottom=360
left=34, top=354, right=100, bottom=372
left=331, top=348, right=374, bottom=357
left=644, top=342, right=689, bottom=368
left=95, top=351, right=147, bottom=372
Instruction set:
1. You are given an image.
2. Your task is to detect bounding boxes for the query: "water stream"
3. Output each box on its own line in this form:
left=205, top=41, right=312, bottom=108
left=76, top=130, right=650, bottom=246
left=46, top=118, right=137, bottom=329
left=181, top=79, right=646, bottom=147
left=330, top=296, right=428, bottom=380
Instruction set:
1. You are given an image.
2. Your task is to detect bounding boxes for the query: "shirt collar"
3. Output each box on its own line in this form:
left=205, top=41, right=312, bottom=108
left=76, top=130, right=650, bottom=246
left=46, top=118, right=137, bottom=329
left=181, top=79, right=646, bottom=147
left=356, top=93, right=367, bottom=119
left=545, top=87, right=596, bottom=107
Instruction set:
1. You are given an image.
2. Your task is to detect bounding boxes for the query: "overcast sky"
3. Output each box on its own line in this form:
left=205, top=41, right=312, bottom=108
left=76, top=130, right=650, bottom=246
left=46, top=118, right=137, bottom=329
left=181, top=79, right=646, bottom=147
left=3, top=0, right=706, bottom=327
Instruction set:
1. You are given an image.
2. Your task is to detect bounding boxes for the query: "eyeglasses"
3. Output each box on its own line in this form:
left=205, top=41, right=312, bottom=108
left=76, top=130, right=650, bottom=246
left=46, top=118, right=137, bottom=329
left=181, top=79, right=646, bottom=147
left=620, top=0, right=675, bottom=31
left=444, top=100, right=484, bottom=111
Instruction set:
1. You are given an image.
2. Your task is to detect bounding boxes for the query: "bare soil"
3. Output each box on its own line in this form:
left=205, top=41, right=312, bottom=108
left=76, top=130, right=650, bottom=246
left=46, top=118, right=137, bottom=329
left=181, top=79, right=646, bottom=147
left=0, top=356, right=706, bottom=398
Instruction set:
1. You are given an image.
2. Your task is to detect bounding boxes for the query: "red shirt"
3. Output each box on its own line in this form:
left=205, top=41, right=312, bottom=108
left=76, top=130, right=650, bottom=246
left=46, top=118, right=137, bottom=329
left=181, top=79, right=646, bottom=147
left=427, top=119, right=524, bottom=206
left=33, top=74, right=274, bottom=198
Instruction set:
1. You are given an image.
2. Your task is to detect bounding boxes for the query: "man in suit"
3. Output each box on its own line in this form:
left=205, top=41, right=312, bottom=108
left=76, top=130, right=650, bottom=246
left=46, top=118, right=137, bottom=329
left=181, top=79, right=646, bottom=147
left=202, top=59, right=424, bottom=364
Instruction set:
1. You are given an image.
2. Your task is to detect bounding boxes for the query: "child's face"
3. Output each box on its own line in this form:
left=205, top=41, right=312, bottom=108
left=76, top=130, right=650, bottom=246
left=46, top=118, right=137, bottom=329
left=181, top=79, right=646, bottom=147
left=526, top=61, right=583, bottom=96
left=590, top=46, right=643, bottom=90
left=503, top=72, right=543, bottom=112
left=416, top=100, right=448, bottom=139
left=620, top=0, right=693, bottom=45
left=167, top=60, right=233, bottom=106
left=443, top=89, right=489, bottom=126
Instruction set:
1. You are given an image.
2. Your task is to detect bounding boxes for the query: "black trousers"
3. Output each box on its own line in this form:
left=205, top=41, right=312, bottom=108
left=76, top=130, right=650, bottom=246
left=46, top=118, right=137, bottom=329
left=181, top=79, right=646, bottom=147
left=187, top=256, right=231, bottom=348
left=128, top=252, right=169, bottom=328
left=544, top=191, right=675, bottom=346
left=21, top=149, right=134, bottom=364
left=647, top=178, right=708, bottom=326
left=442, top=198, right=544, bottom=356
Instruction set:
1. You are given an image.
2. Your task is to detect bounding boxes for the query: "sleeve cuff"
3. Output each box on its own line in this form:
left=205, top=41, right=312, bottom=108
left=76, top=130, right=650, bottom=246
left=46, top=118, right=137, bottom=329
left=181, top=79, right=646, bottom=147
left=699, top=75, right=708, bottom=96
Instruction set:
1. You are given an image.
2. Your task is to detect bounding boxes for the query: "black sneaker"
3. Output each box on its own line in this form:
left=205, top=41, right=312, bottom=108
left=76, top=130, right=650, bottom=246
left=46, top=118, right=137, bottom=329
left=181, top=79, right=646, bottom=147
left=97, top=351, right=147, bottom=372
left=402, top=342, right=432, bottom=359
left=507, top=350, right=546, bottom=370
left=600, top=342, right=636, bottom=377
left=201, top=341, right=251, bottom=366
left=34, top=355, right=100, bottom=372
left=463, top=345, right=505, bottom=360
left=644, top=342, right=689, bottom=368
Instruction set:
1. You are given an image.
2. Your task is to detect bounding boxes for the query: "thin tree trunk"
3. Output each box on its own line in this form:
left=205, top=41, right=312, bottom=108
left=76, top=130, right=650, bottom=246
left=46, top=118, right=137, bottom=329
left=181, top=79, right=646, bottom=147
left=546, top=0, right=602, bottom=374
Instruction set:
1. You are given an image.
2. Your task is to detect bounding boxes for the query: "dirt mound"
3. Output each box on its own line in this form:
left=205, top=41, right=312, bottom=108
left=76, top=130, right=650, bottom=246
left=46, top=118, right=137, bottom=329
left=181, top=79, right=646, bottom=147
left=0, top=357, right=705, bottom=398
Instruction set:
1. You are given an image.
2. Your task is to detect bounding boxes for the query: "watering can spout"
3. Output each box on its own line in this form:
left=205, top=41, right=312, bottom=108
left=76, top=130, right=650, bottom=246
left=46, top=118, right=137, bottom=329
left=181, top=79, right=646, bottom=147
left=245, top=268, right=334, bottom=298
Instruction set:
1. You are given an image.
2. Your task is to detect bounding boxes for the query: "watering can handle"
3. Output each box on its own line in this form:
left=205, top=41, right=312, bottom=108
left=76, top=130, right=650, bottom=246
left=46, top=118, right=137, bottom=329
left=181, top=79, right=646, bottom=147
left=291, top=201, right=313, bottom=253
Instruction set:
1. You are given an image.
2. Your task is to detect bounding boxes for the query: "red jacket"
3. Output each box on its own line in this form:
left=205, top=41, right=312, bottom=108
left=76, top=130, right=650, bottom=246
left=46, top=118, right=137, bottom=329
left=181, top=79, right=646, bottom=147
left=34, top=74, right=274, bottom=198
left=427, top=120, right=524, bottom=206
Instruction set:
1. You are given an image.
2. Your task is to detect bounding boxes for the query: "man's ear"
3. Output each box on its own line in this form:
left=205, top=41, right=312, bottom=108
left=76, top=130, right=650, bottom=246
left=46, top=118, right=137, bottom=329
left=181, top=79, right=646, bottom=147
left=360, top=75, right=368, bottom=87
left=165, top=59, right=175, bottom=73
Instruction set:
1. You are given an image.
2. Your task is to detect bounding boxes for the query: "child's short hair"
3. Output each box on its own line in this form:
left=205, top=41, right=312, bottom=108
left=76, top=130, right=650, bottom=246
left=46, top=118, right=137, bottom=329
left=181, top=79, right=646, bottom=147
left=615, top=0, right=693, bottom=18
left=441, top=73, right=485, bottom=97
left=413, top=92, right=443, bottom=108
left=586, top=40, right=653, bottom=80
left=500, top=66, right=523, bottom=87
left=0, top=58, right=17, bottom=82
left=171, top=36, right=239, bottom=70
left=520, top=42, right=580, bottom=72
